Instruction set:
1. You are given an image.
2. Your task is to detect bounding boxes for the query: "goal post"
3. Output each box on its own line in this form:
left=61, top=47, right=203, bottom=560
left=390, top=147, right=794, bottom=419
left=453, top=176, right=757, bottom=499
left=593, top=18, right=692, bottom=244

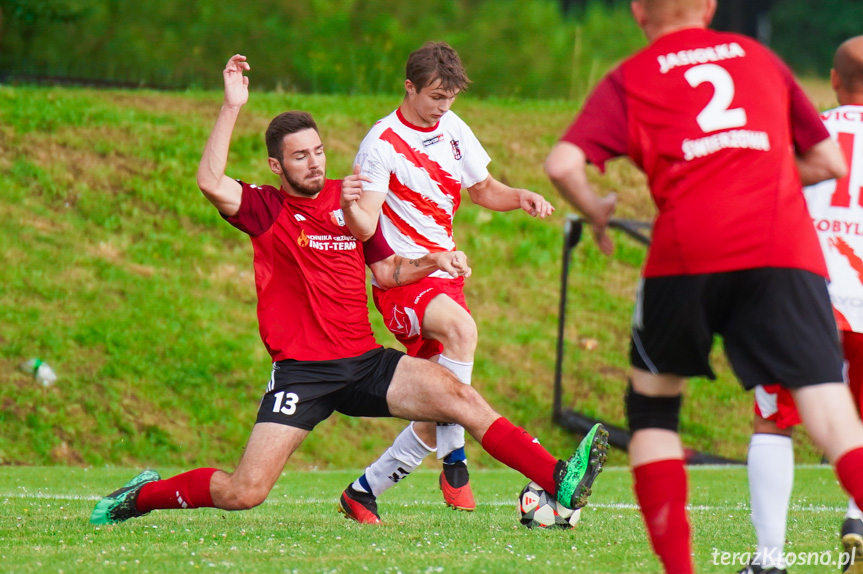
left=552, top=214, right=741, bottom=465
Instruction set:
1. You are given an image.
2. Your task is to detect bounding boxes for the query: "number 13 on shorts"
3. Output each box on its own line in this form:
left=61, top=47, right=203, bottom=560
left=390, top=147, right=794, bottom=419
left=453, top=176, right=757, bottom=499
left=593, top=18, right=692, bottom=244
left=272, top=391, right=299, bottom=415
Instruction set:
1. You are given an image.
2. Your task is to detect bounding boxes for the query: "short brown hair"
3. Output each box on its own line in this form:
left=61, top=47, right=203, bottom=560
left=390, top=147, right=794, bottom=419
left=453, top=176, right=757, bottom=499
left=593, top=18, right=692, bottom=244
left=265, top=111, right=319, bottom=159
left=405, top=42, right=470, bottom=93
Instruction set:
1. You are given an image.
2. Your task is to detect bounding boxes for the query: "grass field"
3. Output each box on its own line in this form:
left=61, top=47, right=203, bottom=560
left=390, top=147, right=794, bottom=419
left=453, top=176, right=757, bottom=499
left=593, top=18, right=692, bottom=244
left=0, top=465, right=853, bottom=573
left=0, top=81, right=851, bottom=573
left=0, top=83, right=843, bottom=470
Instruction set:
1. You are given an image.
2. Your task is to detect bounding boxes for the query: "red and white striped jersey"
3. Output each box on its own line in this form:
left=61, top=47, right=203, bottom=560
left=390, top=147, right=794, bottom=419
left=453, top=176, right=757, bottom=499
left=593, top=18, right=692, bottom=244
left=804, top=105, right=863, bottom=332
left=355, top=107, right=490, bottom=279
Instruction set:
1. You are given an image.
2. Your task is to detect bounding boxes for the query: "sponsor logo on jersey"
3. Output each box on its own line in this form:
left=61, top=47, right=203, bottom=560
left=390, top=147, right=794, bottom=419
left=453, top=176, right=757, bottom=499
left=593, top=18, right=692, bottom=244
left=657, top=42, right=746, bottom=74
left=450, top=139, right=462, bottom=160
left=294, top=213, right=307, bottom=221
left=330, top=209, right=346, bottom=227
left=821, top=109, right=863, bottom=123
left=297, top=229, right=309, bottom=247
left=423, top=134, right=445, bottom=147
left=681, top=129, right=770, bottom=161
left=814, top=220, right=863, bottom=236
left=298, top=231, right=357, bottom=251
left=833, top=295, right=863, bottom=308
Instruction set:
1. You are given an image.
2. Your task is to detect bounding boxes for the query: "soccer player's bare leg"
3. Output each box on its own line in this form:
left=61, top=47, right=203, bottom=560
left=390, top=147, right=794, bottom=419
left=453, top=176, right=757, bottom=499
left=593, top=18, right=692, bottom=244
left=627, top=368, right=693, bottom=574
left=793, top=383, right=863, bottom=572
left=209, top=423, right=309, bottom=509
left=420, top=294, right=477, bottom=508
left=347, top=294, right=478, bottom=513
left=792, top=384, right=863, bottom=487
left=140, top=423, right=308, bottom=513
left=793, top=384, right=863, bottom=462
left=385, top=355, right=606, bottom=510
left=89, top=422, right=309, bottom=525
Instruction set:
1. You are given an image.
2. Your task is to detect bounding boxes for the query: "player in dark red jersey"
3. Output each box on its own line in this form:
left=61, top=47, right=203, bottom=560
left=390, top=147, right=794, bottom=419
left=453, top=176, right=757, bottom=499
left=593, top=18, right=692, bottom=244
left=90, top=54, right=608, bottom=527
left=545, top=1, right=860, bottom=572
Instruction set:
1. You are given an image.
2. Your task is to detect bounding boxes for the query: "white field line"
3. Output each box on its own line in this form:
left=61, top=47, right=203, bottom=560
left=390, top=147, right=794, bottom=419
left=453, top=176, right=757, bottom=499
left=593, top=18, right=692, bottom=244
left=0, top=492, right=844, bottom=513
left=0, top=465, right=839, bottom=509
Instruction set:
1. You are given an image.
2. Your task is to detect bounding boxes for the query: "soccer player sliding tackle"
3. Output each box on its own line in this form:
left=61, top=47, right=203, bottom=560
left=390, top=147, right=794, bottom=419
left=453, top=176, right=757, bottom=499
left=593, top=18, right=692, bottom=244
left=90, top=53, right=608, bottom=527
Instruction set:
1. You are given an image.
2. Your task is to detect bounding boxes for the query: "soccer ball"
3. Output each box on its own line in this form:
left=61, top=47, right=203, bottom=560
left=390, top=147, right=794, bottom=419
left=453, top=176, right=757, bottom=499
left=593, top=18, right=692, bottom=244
left=517, top=481, right=582, bottom=529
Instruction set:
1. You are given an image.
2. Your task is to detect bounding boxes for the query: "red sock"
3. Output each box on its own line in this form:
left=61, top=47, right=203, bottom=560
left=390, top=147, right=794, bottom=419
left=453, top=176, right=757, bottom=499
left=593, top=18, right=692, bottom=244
left=633, top=459, right=692, bottom=574
left=137, top=468, right=217, bottom=512
left=836, top=447, right=863, bottom=510
left=481, top=417, right=559, bottom=493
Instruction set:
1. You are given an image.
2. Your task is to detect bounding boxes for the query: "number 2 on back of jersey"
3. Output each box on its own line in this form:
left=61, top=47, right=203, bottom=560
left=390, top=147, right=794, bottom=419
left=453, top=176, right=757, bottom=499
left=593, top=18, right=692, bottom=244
left=685, top=63, right=860, bottom=208
left=685, top=63, right=747, bottom=133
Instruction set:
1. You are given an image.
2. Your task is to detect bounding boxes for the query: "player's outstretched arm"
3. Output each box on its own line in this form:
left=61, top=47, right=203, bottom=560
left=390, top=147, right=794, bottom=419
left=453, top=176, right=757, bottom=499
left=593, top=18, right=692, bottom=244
left=796, top=137, right=847, bottom=186
left=545, top=141, right=617, bottom=255
left=341, top=165, right=387, bottom=241
left=467, top=175, right=555, bottom=218
left=369, top=250, right=471, bottom=289
left=196, top=54, right=248, bottom=217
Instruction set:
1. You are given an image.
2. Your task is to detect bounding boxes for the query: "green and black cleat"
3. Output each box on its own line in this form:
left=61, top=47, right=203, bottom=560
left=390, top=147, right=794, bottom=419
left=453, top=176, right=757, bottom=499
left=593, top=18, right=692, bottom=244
left=555, top=423, right=609, bottom=510
left=90, top=470, right=160, bottom=525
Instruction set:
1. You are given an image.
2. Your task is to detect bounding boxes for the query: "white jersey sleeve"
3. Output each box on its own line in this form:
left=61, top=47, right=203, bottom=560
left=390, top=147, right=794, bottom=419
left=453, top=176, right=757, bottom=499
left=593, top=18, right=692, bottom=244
left=803, top=105, right=863, bottom=332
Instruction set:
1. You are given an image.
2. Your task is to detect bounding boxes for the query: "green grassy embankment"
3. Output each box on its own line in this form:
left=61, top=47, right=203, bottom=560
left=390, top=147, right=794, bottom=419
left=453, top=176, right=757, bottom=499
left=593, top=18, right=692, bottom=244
left=0, top=82, right=837, bottom=469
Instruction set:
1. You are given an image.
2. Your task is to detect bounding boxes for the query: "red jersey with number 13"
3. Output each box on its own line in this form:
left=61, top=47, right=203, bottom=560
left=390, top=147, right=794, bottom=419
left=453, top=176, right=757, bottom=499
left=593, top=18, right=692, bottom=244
left=563, top=28, right=830, bottom=278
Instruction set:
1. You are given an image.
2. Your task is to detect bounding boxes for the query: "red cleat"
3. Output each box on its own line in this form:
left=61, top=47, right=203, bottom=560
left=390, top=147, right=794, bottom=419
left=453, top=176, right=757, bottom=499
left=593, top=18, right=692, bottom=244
left=440, top=461, right=476, bottom=511
left=338, top=485, right=381, bottom=524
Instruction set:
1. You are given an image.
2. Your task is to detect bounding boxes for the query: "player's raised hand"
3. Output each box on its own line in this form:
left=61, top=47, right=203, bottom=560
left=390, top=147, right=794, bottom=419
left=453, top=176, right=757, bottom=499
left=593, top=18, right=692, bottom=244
left=223, top=54, right=250, bottom=108
left=518, top=190, right=556, bottom=219
left=341, top=164, right=372, bottom=210
left=431, top=250, right=472, bottom=279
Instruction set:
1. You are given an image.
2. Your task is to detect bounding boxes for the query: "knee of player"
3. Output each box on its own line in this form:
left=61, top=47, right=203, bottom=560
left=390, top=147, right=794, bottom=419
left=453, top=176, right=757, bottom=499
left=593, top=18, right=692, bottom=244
left=224, top=482, right=270, bottom=510
left=441, top=317, right=478, bottom=354
left=625, top=381, right=682, bottom=433
left=448, top=378, right=484, bottom=408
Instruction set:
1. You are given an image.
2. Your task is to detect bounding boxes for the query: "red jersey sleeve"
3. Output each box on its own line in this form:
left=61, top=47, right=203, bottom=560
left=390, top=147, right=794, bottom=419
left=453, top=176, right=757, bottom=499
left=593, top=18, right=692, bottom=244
left=560, top=68, right=629, bottom=173
left=221, top=181, right=285, bottom=237
left=363, top=224, right=395, bottom=265
left=766, top=52, right=830, bottom=153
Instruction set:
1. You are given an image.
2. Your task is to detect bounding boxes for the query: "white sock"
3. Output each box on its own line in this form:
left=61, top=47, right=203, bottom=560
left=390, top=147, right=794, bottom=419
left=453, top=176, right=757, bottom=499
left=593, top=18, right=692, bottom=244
left=848, top=498, right=863, bottom=520
left=437, top=354, right=473, bottom=385
left=353, top=422, right=435, bottom=497
left=748, top=433, right=794, bottom=568
left=435, top=355, right=473, bottom=459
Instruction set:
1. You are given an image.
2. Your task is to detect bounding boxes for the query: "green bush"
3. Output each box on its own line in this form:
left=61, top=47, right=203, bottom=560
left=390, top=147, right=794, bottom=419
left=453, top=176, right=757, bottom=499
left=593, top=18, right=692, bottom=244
left=0, top=0, right=644, bottom=99
left=770, top=0, right=863, bottom=76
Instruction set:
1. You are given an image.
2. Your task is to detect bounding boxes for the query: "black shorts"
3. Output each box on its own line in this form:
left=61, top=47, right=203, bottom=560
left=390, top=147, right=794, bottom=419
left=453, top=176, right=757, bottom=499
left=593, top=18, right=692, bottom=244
left=629, top=268, right=843, bottom=390
left=256, top=347, right=404, bottom=430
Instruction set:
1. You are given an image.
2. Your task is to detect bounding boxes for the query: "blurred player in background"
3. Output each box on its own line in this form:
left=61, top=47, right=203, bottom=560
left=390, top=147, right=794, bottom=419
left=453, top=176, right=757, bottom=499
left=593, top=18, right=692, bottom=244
left=743, top=35, right=863, bottom=574
left=544, top=1, right=863, bottom=572
left=338, top=41, right=567, bottom=522
left=90, top=54, right=608, bottom=528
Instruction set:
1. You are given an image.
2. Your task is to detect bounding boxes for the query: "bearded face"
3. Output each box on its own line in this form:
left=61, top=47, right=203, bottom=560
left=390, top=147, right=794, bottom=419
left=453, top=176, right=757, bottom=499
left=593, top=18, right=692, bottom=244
left=272, top=128, right=327, bottom=197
